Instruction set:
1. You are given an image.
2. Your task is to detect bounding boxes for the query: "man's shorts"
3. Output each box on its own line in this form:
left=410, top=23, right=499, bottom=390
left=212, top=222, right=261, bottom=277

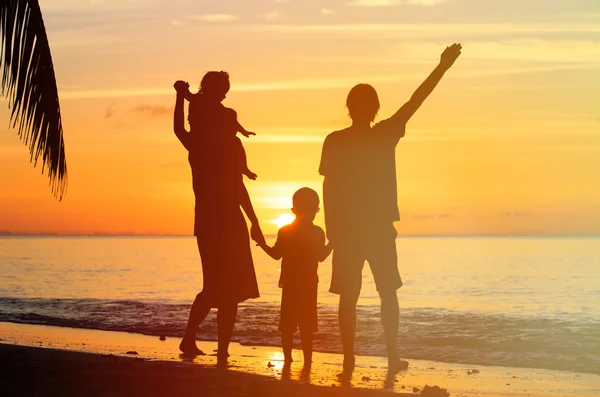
left=329, top=223, right=402, bottom=296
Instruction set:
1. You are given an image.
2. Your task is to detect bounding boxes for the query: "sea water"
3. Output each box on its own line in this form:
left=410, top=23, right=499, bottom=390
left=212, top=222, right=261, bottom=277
left=0, top=236, right=598, bottom=374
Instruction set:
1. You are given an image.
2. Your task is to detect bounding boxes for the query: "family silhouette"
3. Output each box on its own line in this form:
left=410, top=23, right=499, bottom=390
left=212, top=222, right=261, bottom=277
left=172, top=43, right=463, bottom=372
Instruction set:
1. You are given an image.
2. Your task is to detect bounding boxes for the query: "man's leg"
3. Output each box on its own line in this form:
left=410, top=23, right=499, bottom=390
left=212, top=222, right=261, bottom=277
left=217, top=303, right=238, bottom=359
left=379, top=288, right=407, bottom=369
left=339, top=291, right=360, bottom=369
left=370, top=224, right=407, bottom=370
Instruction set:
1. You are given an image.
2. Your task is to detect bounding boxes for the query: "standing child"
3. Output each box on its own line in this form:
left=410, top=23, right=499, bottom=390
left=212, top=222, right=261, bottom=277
left=258, top=187, right=332, bottom=364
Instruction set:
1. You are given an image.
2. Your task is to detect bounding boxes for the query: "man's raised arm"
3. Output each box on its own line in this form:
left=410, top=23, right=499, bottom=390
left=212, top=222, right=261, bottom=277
left=389, top=43, right=462, bottom=126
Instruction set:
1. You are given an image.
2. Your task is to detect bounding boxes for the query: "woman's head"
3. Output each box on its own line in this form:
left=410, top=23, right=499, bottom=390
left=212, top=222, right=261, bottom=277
left=346, top=83, right=380, bottom=124
left=200, top=71, right=230, bottom=102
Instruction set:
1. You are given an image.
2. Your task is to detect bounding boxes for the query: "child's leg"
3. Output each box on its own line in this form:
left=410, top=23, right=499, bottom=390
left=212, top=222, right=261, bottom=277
left=299, top=330, right=313, bottom=364
left=282, top=332, right=294, bottom=362
left=243, top=168, right=257, bottom=180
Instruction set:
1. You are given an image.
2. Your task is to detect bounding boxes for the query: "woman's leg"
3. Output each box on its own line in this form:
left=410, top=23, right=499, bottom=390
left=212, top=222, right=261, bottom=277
left=180, top=236, right=212, bottom=355
left=179, top=292, right=211, bottom=354
left=282, top=332, right=294, bottom=362
left=217, top=303, right=238, bottom=359
left=299, top=330, right=313, bottom=364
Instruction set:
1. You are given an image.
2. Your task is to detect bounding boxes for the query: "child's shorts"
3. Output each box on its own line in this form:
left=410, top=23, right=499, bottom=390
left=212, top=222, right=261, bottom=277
left=279, top=283, right=318, bottom=334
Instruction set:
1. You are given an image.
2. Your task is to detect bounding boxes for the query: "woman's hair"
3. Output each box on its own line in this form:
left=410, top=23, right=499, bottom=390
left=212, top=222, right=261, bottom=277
left=346, top=83, right=380, bottom=123
left=200, top=71, right=230, bottom=97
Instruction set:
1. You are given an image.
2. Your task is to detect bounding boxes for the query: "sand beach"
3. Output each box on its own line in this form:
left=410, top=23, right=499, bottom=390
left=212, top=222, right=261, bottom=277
left=1, top=322, right=598, bottom=397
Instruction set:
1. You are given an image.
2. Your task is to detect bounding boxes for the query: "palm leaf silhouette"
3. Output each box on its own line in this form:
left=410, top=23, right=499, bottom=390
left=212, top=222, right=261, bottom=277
left=1, top=0, right=67, bottom=200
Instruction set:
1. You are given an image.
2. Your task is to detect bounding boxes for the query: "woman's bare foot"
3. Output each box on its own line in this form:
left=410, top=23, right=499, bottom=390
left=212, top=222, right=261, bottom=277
left=179, top=339, right=205, bottom=356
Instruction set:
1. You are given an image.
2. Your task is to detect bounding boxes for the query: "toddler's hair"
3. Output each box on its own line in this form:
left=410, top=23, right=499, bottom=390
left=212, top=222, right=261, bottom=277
left=293, top=187, right=320, bottom=213
left=200, top=71, right=230, bottom=96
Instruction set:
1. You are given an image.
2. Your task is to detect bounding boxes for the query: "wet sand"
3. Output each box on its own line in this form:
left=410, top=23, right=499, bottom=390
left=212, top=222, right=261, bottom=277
left=1, top=322, right=598, bottom=396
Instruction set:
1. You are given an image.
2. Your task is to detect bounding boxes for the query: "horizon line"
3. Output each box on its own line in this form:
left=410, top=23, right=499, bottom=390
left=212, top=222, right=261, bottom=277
left=1, top=232, right=599, bottom=238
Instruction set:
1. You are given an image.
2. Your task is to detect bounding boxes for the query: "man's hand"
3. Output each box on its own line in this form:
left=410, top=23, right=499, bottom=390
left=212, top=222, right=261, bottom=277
left=250, top=223, right=266, bottom=246
left=440, top=43, right=462, bottom=70
left=173, top=80, right=190, bottom=94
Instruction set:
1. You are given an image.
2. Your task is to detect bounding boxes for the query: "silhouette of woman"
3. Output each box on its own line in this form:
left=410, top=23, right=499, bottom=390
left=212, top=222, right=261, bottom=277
left=172, top=72, right=265, bottom=360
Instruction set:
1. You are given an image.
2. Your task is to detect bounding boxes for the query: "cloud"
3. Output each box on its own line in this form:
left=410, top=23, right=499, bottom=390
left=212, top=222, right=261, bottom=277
left=347, top=0, right=400, bottom=6
left=347, top=0, right=446, bottom=6
left=503, top=212, right=533, bottom=217
left=321, top=8, right=336, bottom=15
left=407, top=0, right=447, bottom=5
left=260, top=11, right=287, bottom=22
left=189, top=14, right=238, bottom=22
left=104, top=103, right=115, bottom=119
left=170, top=20, right=184, bottom=26
left=412, top=213, right=452, bottom=220
left=130, top=105, right=172, bottom=117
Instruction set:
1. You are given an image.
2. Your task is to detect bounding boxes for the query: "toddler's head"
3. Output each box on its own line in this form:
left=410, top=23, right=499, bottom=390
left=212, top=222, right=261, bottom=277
left=291, top=187, right=320, bottom=223
left=200, top=71, right=230, bottom=103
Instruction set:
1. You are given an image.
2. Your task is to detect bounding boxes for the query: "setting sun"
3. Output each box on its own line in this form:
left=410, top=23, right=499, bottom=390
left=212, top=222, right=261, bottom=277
left=273, top=213, right=295, bottom=228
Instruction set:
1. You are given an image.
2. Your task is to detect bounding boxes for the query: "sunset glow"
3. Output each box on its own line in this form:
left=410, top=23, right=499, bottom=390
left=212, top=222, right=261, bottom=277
left=1, top=0, right=599, bottom=236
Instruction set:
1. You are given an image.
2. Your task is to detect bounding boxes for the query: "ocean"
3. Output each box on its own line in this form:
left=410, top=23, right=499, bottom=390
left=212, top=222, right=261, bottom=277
left=0, top=235, right=598, bottom=375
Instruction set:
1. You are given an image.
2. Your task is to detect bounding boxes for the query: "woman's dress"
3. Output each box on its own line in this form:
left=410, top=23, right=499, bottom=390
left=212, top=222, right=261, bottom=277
left=188, top=120, right=259, bottom=308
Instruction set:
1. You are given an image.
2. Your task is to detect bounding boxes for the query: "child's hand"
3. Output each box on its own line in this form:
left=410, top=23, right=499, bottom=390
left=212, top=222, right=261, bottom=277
left=173, top=80, right=189, bottom=93
left=241, top=130, right=256, bottom=138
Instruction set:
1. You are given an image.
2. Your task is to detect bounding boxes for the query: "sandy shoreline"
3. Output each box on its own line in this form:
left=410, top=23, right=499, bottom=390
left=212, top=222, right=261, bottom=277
left=1, top=322, right=598, bottom=396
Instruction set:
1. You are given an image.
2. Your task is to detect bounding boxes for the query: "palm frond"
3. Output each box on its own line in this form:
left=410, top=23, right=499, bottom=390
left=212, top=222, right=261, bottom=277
left=1, top=0, right=67, bottom=200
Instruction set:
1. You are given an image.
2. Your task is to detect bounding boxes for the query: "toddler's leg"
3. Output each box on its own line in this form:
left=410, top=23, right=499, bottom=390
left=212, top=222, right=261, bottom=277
left=282, top=332, right=294, bottom=362
left=299, top=330, right=313, bottom=364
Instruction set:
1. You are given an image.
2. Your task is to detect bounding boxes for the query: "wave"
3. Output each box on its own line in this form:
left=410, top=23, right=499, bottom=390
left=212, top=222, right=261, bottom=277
left=0, top=297, right=598, bottom=375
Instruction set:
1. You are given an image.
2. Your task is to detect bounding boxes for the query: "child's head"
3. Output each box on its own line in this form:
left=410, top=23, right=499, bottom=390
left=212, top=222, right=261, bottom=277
left=291, top=187, right=320, bottom=222
left=222, top=108, right=238, bottom=135
left=200, top=71, right=230, bottom=102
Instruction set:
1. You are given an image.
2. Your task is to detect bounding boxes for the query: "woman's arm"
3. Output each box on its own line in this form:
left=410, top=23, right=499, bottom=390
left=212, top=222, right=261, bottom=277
left=239, top=182, right=266, bottom=245
left=173, top=81, right=191, bottom=150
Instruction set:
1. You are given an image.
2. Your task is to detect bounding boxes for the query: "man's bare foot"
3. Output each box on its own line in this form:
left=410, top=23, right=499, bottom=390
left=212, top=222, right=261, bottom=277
left=179, top=340, right=205, bottom=356
left=388, top=356, right=409, bottom=371
left=343, top=354, right=355, bottom=371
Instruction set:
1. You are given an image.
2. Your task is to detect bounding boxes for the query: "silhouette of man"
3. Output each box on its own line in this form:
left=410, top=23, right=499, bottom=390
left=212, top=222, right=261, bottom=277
left=319, top=44, right=462, bottom=371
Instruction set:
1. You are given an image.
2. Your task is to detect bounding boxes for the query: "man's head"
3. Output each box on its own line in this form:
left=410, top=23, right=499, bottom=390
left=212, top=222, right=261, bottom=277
left=200, top=71, right=230, bottom=102
left=292, top=187, right=320, bottom=222
left=346, top=83, right=380, bottom=124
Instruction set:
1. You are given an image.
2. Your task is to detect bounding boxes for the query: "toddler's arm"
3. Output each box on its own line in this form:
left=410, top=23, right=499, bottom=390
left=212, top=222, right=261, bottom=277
left=236, top=120, right=256, bottom=138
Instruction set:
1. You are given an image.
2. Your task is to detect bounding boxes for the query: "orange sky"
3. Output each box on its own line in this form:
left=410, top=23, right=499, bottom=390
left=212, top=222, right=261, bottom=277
left=1, top=0, right=599, bottom=236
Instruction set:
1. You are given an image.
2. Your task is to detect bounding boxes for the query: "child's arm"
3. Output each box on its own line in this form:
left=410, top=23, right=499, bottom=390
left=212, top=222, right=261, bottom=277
left=258, top=229, right=283, bottom=260
left=258, top=241, right=282, bottom=260
left=236, top=120, right=256, bottom=138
